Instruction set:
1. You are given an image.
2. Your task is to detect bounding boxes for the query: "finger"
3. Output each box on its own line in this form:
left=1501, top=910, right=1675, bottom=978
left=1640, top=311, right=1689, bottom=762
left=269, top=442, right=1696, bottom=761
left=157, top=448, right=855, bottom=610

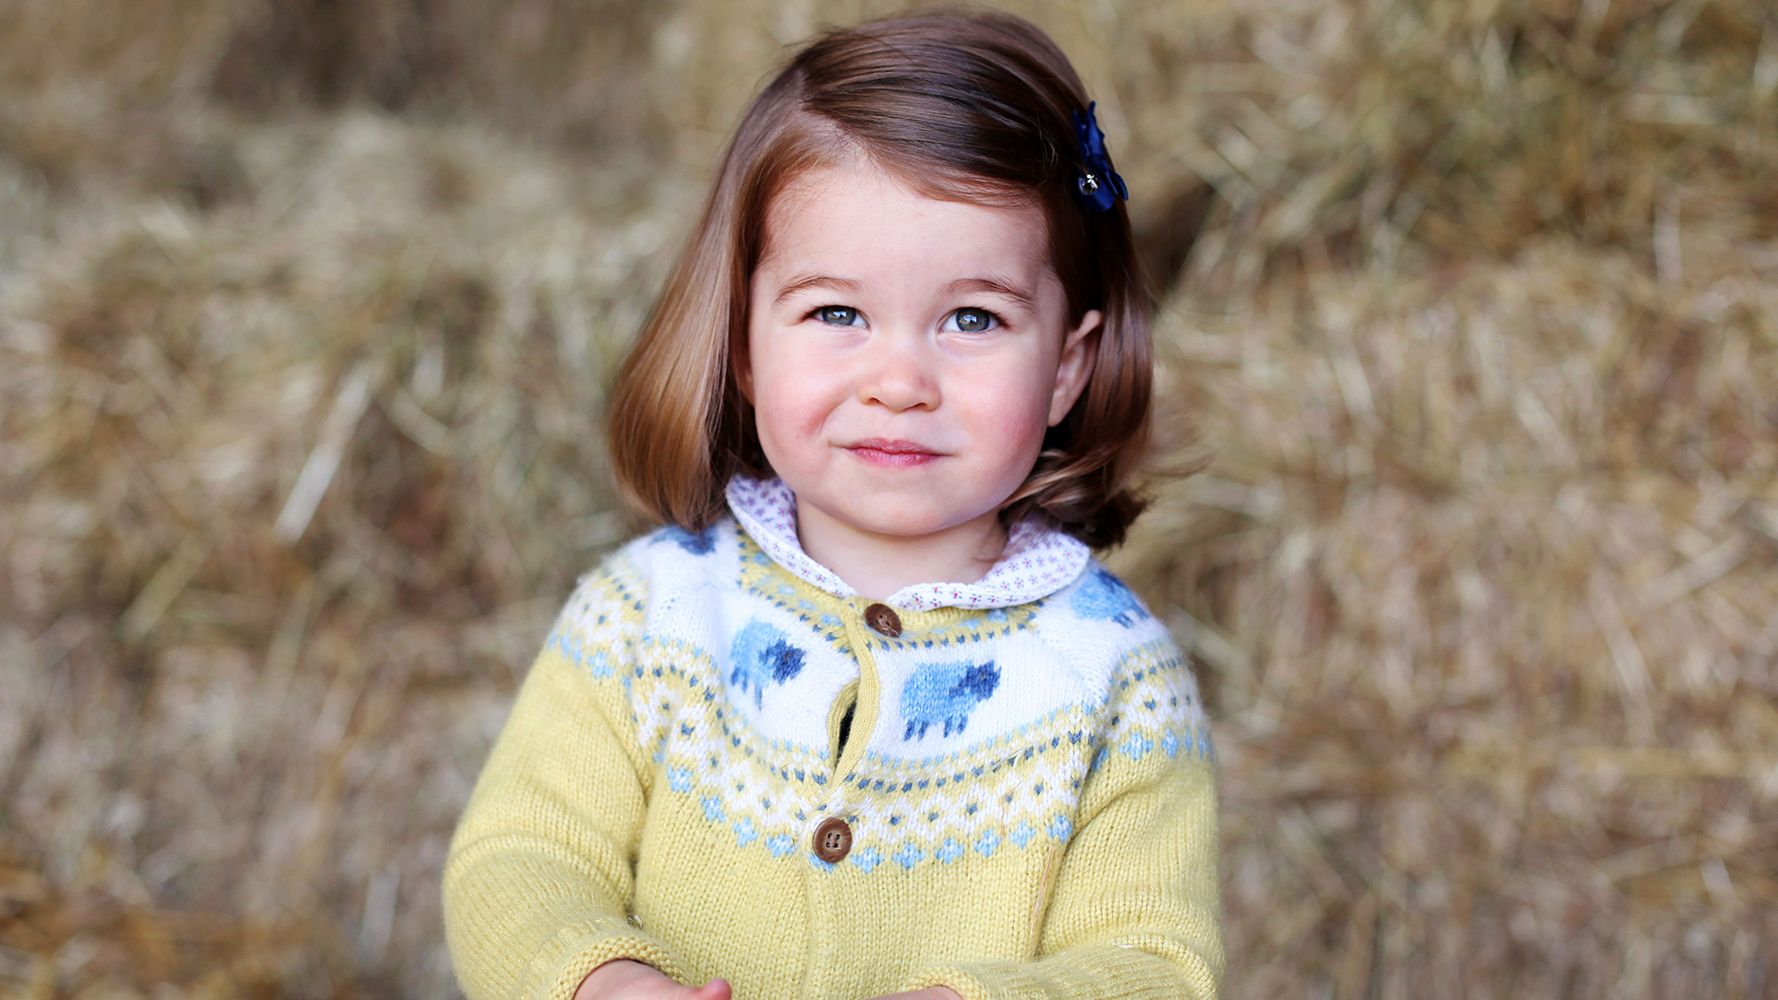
left=691, top=979, right=731, bottom=1000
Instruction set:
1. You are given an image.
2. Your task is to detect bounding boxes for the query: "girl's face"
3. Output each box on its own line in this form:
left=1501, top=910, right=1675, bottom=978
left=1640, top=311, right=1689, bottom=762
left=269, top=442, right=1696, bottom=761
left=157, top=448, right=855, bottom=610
left=739, top=158, right=1101, bottom=548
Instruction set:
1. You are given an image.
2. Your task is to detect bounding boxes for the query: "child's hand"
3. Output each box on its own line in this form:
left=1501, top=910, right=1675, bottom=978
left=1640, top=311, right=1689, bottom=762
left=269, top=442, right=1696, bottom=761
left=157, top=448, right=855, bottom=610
left=863, top=989, right=965, bottom=1000
left=573, top=959, right=731, bottom=1000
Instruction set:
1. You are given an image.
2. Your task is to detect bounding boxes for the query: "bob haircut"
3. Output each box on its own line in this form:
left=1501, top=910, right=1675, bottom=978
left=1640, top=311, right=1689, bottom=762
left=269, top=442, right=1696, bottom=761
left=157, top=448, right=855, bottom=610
left=606, top=6, right=1154, bottom=549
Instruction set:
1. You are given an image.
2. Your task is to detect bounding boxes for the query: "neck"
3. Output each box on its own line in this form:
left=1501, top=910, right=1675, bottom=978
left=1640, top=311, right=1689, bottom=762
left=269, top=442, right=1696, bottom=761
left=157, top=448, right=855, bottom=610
left=794, top=500, right=1008, bottom=602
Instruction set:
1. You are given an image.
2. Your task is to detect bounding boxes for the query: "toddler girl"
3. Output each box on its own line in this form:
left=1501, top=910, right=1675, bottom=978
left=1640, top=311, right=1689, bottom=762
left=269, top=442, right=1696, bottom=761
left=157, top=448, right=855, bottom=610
left=443, top=9, right=1222, bottom=999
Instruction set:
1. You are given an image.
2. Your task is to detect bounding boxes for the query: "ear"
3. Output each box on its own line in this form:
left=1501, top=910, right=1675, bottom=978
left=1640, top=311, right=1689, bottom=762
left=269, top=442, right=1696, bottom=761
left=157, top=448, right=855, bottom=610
left=1047, top=308, right=1102, bottom=426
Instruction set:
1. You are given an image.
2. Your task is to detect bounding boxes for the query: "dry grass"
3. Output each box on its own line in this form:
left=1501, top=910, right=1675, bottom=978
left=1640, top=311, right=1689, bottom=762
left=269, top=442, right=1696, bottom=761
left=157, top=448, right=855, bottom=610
left=2, top=0, right=1774, bottom=996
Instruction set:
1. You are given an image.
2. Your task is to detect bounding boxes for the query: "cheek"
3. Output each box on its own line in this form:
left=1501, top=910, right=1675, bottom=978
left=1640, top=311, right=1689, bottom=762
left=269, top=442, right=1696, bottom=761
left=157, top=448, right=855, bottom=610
left=968, top=367, right=1055, bottom=450
left=750, top=343, right=835, bottom=441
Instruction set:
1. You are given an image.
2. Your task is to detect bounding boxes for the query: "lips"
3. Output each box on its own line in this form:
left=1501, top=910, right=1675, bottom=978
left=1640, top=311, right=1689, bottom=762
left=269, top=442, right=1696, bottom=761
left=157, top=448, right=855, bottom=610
left=846, top=438, right=943, bottom=468
left=847, top=438, right=941, bottom=455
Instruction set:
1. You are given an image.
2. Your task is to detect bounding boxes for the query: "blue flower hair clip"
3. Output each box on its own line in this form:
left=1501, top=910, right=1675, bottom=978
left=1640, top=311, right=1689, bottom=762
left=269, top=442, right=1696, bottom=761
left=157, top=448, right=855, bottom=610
left=1072, top=101, right=1129, bottom=212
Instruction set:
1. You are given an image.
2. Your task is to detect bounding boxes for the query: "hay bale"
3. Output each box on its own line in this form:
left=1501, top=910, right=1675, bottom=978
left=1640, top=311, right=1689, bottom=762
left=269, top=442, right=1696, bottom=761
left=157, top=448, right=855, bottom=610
left=2, top=0, right=1773, bottom=996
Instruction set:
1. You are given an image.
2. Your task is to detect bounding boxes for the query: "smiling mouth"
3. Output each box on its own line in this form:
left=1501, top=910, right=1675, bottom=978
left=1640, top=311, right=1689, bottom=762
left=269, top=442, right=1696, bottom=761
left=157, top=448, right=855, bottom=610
left=846, top=439, right=943, bottom=467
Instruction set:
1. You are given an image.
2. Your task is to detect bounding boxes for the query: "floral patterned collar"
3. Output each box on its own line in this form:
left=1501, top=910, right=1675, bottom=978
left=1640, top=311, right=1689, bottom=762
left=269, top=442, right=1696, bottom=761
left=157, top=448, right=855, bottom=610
left=723, top=473, right=1090, bottom=612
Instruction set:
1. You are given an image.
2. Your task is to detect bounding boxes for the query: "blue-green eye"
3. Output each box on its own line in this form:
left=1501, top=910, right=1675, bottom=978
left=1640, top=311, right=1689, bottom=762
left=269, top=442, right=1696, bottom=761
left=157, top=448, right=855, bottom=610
left=813, top=305, right=863, bottom=327
left=943, top=307, right=1000, bottom=334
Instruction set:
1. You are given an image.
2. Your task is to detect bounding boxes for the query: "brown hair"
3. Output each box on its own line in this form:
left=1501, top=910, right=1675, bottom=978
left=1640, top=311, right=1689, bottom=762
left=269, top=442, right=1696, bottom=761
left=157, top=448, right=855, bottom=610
left=606, top=6, right=1154, bottom=548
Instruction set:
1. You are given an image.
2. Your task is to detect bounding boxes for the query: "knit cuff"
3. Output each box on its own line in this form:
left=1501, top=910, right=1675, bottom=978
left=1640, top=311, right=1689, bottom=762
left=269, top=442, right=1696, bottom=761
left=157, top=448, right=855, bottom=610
left=527, top=918, right=691, bottom=1000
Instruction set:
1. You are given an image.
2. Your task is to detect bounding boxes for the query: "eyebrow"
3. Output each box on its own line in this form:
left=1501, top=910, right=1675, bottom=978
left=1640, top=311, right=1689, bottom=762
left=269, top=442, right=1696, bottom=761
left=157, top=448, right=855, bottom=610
left=771, top=274, right=1038, bottom=309
left=773, top=274, right=863, bottom=304
left=944, top=276, right=1037, bottom=310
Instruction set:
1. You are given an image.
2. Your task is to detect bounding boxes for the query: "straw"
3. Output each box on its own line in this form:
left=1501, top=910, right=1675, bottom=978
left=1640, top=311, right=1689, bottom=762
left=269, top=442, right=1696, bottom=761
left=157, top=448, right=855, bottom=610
left=2, top=0, right=1773, bottom=996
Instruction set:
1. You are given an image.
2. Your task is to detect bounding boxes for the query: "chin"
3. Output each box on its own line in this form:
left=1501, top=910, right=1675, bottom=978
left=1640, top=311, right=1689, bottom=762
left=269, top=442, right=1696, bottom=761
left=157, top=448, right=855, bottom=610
left=819, top=494, right=976, bottom=538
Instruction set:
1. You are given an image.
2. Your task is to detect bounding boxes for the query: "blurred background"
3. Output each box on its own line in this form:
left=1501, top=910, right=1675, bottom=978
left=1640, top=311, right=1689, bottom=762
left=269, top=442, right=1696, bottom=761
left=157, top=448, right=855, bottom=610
left=1, top=0, right=1774, bottom=996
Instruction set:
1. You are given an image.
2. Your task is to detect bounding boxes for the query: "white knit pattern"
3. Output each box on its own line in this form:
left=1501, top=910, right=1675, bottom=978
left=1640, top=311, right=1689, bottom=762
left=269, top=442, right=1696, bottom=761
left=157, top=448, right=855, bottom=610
left=545, top=525, right=1213, bottom=875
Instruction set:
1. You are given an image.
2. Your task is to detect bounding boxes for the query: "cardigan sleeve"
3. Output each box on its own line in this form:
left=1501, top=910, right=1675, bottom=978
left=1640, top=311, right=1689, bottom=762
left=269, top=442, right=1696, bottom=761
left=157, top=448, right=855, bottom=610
left=897, top=645, right=1225, bottom=1000
left=442, top=564, right=693, bottom=1000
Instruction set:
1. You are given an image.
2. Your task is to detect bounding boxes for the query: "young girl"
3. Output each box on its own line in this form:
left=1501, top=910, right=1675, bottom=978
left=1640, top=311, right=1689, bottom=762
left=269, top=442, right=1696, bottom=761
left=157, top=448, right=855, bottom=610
left=442, top=10, right=1222, bottom=999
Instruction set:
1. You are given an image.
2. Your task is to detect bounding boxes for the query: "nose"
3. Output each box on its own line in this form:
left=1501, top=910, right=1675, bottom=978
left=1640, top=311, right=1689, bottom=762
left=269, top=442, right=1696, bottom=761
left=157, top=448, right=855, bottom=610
left=858, top=329, right=939, bottom=411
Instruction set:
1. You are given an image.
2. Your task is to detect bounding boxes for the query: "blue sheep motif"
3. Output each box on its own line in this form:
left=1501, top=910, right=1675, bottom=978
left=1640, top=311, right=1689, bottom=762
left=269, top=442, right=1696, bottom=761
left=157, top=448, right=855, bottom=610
left=657, top=524, right=717, bottom=555
left=1070, top=566, right=1146, bottom=627
left=729, top=620, right=806, bottom=708
left=900, top=660, right=1000, bottom=740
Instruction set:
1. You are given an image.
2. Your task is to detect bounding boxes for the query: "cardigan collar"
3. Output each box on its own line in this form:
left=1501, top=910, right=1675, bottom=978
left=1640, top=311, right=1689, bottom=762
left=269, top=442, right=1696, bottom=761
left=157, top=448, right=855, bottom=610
left=723, top=473, right=1090, bottom=612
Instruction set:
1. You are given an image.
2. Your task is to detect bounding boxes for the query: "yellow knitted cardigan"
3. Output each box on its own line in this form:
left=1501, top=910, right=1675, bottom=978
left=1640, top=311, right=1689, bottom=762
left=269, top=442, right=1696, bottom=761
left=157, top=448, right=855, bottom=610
left=443, top=479, right=1223, bottom=999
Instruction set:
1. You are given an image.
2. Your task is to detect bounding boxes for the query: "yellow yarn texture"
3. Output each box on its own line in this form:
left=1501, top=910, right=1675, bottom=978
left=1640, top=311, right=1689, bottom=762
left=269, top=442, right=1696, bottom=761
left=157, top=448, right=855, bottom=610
left=443, top=509, right=1223, bottom=999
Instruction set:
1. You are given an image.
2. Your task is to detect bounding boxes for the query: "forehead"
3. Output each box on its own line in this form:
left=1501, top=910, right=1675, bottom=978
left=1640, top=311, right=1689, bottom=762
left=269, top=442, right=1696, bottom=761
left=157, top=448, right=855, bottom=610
left=757, top=160, right=1054, bottom=284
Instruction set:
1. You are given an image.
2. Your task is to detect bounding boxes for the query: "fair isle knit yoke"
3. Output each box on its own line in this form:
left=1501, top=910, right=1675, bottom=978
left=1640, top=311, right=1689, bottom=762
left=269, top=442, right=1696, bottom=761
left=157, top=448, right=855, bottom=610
left=442, top=473, right=1224, bottom=1000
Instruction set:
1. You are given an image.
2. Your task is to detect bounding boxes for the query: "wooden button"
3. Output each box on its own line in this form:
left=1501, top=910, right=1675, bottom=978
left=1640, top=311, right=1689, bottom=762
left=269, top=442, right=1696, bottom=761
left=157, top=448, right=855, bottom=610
left=863, top=603, right=902, bottom=638
left=812, top=816, right=853, bottom=863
